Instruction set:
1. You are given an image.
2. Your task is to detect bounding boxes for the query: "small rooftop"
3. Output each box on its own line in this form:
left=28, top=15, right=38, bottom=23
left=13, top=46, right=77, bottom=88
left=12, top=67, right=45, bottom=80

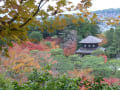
left=79, top=36, right=102, bottom=44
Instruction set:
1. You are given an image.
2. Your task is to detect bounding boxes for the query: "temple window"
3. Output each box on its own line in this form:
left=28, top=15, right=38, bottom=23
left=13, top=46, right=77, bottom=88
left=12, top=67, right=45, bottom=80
left=88, top=44, right=91, bottom=48
left=92, top=44, right=95, bottom=48
left=84, top=44, right=87, bottom=48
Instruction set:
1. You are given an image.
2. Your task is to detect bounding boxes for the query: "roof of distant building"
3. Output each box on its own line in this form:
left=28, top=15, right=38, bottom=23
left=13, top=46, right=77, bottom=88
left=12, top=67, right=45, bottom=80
left=79, top=36, right=102, bottom=43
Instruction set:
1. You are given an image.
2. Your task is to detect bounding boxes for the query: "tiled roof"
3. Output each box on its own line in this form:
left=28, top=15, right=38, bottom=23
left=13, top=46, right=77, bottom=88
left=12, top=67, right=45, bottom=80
left=79, top=36, right=102, bottom=43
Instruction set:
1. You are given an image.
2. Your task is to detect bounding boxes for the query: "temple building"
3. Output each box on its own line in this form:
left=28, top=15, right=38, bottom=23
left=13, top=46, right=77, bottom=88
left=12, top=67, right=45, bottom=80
left=76, top=36, right=105, bottom=56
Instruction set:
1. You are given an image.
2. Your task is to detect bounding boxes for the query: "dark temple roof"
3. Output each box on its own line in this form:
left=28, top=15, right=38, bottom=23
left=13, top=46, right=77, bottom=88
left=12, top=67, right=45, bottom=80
left=79, top=36, right=102, bottom=44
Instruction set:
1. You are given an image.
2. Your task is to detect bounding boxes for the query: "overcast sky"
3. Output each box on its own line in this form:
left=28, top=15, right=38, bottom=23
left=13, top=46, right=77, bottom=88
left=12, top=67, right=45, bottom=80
left=0, top=0, right=120, bottom=11
left=80, top=0, right=120, bottom=11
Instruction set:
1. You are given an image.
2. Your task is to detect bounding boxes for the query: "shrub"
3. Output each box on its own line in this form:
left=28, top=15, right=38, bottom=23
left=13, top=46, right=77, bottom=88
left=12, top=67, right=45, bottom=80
left=74, top=56, right=112, bottom=77
left=68, top=55, right=81, bottom=62
left=92, top=49, right=105, bottom=56
left=29, top=31, right=43, bottom=43
left=45, top=41, right=52, bottom=48
left=30, top=50, right=39, bottom=54
left=106, top=46, right=117, bottom=58
left=0, top=75, right=14, bottom=90
left=9, top=70, right=120, bottom=89
left=50, top=48, right=64, bottom=56
left=0, top=70, right=120, bottom=90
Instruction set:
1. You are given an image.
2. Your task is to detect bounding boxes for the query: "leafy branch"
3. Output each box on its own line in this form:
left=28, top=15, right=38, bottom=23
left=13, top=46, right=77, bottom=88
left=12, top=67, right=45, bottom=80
left=19, top=0, right=48, bottom=28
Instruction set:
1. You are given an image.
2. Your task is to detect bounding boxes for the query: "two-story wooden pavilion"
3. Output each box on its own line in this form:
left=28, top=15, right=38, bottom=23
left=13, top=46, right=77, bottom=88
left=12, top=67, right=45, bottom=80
left=76, top=36, right=105, bottom=56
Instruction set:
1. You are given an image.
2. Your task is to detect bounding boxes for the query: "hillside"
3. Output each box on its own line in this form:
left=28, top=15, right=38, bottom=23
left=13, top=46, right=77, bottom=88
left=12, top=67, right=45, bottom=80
left=93, top=8, right=120, bottom=32
left=94, top=8, right=120, bottom=18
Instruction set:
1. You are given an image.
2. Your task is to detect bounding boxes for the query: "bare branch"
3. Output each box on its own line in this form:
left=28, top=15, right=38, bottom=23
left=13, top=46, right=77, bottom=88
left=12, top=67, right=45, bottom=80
left=8, top=13, right=18, bottom=24
left=7, top=0, right=24, bottom=25
left=20, top=0, right=24, bottom=4
left=20, top=0, right=48, bottom=28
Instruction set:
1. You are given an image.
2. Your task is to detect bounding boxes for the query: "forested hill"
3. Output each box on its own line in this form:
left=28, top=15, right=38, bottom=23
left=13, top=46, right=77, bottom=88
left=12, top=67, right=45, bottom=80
left=93, top=8, right=120, bottom=18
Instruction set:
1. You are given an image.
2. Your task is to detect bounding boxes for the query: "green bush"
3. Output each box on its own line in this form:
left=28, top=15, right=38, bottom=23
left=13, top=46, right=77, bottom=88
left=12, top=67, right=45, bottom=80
left=0, top=70, right=119, bottom=90
left=108, top=59, right=120, bottom=77
left=45, top=41, right=52, bottom=48
left=106, top=46, right=117, bottom=58
left=50, top=48, right=64, bottom=56
left=92, top=49, right=105, bottom=56
left=68, top=55, right=81, bottom=62
left=53, top=54, right=74, bottom=73
left=29, top=31, right=43, bottom=43
left=0, top=75, right=14, bottom=90
left=74, top=56, right=112, bottom=77
left=30, top=50, right=39, bottom=54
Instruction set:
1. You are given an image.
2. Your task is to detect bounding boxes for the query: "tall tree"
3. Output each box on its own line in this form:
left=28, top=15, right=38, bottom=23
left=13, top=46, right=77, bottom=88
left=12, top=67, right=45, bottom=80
left=105, top=27, right=120, bottom=58
left=0, top=0, right=92, bottom=47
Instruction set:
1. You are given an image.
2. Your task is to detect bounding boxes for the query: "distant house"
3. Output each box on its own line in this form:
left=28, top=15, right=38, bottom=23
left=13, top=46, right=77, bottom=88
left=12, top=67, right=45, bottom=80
left=76, top=36, right=105, bottom=56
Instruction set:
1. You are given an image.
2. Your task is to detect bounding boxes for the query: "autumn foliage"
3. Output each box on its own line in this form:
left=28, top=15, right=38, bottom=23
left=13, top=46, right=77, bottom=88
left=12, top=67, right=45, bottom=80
left=0, top=41, right=59, bottom=83
left=63, top=41, right=77, bottom=56
left=97, top=34, right=107, bottom=46
left=103, top=78, right=120, bottom=86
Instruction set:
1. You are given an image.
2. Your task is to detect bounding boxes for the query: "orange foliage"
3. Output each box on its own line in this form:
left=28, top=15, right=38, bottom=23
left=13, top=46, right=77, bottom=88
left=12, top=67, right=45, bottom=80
left=30, top=49, right=58, bottom=76
left=97, top=34, right=107, bottom=46
left=1, top=45, right=40, bottom=74
left=0, top=44, right=41, bottom=83
left=64, top=41, right=77, bottom=56
left=21, top=41, right=60, bottom=51
left=68, top=69, right=94, bottom=80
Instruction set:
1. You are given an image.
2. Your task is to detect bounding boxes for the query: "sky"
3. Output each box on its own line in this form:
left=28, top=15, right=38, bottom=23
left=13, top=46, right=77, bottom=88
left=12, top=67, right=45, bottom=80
left=76, top=0, right=120, bottom=11
left=0, top=0, right=120, bottom=11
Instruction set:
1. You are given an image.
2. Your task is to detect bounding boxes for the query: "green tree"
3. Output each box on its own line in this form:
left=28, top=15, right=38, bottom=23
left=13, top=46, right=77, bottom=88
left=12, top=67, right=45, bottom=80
left=104, top=28, right=114, bottom=47
left=74, top=56, right=112, bottom=77
left=105, top=27, right=120, bottom=58
left=108, top=59, right=120, bottom=76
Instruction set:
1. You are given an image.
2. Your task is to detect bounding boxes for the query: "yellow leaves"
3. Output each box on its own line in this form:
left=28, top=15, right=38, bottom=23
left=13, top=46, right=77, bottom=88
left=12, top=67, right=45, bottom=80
left=84, top=1, right=92, bottom=8
left=39, top=10, right=48, bottom=19
left=2, top=15, right=9, bottom=21
left=78, top=17, right=85, bottom=23
left=48, top=29, right=54, bottom=33
left=13, top=63, right=24, bottom=71
left=92, top=13, right=97, bottom=19
left=56, top=0, right=67, bottom=7
left=68, top=1, right=72, bottom=4
left=60, top=18, right=67, bottom=26
left=72, top=19, right=77, bottom=24
left=49, top=16, right=67, bottom=30
left=90, top=13, right=97, bottom=24
left=8, top=11, right=17, bottom=17
left=47, top=5, right=54, bottom=12
left=77, top=3, right=83, bottom=10
left=66, top=7, right=71, bottom=11
left=118, top=16, right=120, bottom=18
left=24, top=0, right=35, bottom=8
